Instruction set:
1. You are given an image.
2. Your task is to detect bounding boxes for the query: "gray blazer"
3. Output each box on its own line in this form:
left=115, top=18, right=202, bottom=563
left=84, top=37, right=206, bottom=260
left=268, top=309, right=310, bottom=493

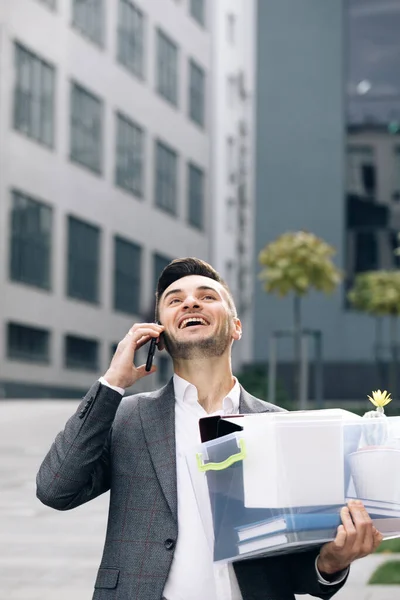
left=36, top=380, right=347, bottom=600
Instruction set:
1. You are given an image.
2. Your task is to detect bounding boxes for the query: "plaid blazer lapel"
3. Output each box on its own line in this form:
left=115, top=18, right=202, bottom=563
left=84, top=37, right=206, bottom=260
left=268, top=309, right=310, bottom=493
left=139, top=379, right=177, bottom=522
left=239, top=386, right=275, bottom=414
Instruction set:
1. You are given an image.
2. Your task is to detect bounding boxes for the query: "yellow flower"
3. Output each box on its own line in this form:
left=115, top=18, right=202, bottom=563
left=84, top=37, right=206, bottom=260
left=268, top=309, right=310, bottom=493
left=367, top=390, right=392, bottom=408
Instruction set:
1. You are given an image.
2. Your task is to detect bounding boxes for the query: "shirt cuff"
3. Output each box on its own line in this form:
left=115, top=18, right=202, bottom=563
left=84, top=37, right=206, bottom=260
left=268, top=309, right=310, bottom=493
left=315, top=555, right=349, bottom=585
left=98, top=377, right=125, bottom=396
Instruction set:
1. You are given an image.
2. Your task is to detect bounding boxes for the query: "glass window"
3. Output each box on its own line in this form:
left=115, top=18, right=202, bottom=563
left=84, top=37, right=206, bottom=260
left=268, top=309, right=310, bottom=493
left=65, top=334, right=99, bottom=371
left=394, top=147, right=400, bottom=197
left=153, top=252, right=173, bottom=290
left=156, top=29, right=178, bottom=106
left=227, top=136, right=236, bottom=182
left=155, top=140, right=178, bottom=215
left=157, top=355, right=171, bottom=384
left=115, top=112, right=144, bottom=196
left=67, top=216, right=100, bottom=303
left=189, top=59, right=205, bottom=127
left=72, top=0, right=104, bottom=46
left=7, top=323, right=50, bottom=364
left=188, top=162, right=205, bottom=230
left=190, top=0, right=205, bottom=26
left=13, top=42, right=55, bottom=147
left=117, top=0, right=145, bottom=78
left=114, top=236, right=142, bottom=315
left=345, top=1, right=400, bottom=291
left=70, top=82, right=103, bottom=174
left=227, top=13, right=236, bottom=43
left=9, top=190, right=52, bottom=290
left=347, top=146, right=376, bottom=197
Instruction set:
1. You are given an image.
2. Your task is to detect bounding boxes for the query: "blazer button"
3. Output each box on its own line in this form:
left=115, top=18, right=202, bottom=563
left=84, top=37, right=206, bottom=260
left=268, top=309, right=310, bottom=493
left=164, top=539, right=175, bottom=551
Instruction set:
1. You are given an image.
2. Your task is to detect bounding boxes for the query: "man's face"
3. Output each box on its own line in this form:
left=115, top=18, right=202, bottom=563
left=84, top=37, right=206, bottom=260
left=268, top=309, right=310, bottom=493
left=158, top=275, right=241, bottom=360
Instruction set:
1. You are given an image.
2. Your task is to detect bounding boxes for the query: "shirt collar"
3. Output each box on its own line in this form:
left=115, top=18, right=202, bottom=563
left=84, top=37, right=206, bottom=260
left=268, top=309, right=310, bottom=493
left=173, top=373, right=240, bottom=414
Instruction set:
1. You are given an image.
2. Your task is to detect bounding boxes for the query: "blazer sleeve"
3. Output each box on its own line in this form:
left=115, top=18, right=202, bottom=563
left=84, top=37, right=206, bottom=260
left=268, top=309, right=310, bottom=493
left=284, top=546, right=349, bottom=598
left=36, top=381, right=123, bottom=511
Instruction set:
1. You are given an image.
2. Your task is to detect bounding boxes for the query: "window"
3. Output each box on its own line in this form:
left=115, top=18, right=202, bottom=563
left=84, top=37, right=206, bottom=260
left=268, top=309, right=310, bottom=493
left=9, top=190, right=52, bottom=290
left=13, top=43, right=55, bottom=147
left=110, top=342, right=118, bottom=360
left=226, top=197, right=236, bottom=232
left=227, top=13, right=236, bottom=43
left=7, top=323, right=50, bottom=363
left=117, top=0, right=144, bottom=78
left=227, top=74, right=236, bottom=107
left=65, top=334, right=99, bottom=371
left=347, top=146, right=376, bottom=198
left=155, top=140, right=178, bottom=215
left=227, top=136, right=236, bottom=182
left=188, top=163, right=205, bottom=230
left=153, top=252, right=173, bottom=290
left=67, top=216, right=100, bottom=303
left=189, top=59, right=205, bottom=127
left=156, top=29, right=178, bottom=106
left=394, top=147, right=400, bottom=197
left=114, top=236, right=142, bottom=314
left=115, top=112, right=144, bottom=196
left=158, top=355, right=171, bottom=384
left=190, top=0, right=205, bottom=26
left=70, top=82, right=103, bottom=174
left=72, top=0, right=104, bottom=46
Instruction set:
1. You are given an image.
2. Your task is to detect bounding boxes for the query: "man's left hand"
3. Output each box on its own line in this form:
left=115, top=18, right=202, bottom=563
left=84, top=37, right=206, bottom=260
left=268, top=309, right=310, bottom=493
left=317, top=500, right=383, bottom=576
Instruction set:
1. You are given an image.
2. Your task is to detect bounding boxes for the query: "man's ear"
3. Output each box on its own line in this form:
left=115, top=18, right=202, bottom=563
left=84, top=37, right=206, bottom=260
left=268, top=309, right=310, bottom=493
left=232, top=317, right=242, bottom=341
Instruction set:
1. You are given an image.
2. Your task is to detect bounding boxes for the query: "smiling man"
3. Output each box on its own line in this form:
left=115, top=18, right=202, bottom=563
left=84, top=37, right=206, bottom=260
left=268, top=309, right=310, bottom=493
left=37, top=257, right=382, bottom=600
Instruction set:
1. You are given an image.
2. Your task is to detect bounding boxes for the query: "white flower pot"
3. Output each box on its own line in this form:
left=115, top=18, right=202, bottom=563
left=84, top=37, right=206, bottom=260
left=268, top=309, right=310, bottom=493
left=349, top=448, right=400, bottom=504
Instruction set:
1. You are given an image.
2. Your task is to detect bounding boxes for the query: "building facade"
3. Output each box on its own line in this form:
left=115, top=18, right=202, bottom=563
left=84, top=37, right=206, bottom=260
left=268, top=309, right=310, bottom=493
left=210, top=0, right=257, bottom=370
left=253, top=0, right=400, bottom=400
left=0, top=0, right=213, bottom=397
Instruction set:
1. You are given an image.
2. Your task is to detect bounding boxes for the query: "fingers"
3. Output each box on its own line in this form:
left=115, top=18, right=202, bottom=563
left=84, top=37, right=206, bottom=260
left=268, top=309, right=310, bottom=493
left=333, top=524, right=347, bottom=549
left=126, top=323, right=164, bottom=347
left=372, top=526, right=384, bottom=551
left=135, top=363, right=157, bottom=379
left=348, top=500, right=374, bottom=554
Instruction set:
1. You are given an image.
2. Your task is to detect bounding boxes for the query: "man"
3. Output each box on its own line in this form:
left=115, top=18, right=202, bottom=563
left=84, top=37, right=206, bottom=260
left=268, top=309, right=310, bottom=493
left=37, top=258, right=382, bottom=600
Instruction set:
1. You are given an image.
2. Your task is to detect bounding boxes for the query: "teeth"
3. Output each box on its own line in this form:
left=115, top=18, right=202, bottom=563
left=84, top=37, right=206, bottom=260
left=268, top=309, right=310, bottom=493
left=180, top=317, right=208, bottom=329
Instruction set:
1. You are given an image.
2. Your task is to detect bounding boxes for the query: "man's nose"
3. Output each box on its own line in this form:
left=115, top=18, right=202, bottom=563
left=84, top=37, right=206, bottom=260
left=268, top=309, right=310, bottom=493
left=183, top=295, right=200, bottom=309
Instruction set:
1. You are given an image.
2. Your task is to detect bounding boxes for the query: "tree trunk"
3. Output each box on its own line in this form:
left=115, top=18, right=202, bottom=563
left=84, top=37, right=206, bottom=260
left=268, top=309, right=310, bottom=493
left=293, top=295, right=302, bottom=406
left=375, top=316, right=384, bottom=387
left=389, top=315, right=398, bottom=399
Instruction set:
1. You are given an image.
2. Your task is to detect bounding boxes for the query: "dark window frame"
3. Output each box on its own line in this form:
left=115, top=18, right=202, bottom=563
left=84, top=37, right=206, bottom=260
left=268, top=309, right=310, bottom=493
left=113, top=235, right=142, bottom=315
left=67, top=215, right=101, bottom=304
left=70, top=81, right=103, bottom=175
left=7, top=322, right=50, bottom=364
left=9, top=189, right=52, bottom=290
left=115, top=111, right=145, bottom=197
left=13, top=42, right=55, bottom=148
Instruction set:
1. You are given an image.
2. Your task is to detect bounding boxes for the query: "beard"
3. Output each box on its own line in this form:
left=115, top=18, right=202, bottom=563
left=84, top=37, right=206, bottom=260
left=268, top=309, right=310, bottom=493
left=163, top=325, right=231, bottom=360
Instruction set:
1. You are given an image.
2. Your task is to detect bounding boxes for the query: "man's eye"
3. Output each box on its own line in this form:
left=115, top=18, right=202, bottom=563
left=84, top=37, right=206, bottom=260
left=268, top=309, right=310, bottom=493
left=204, top=295, right=215, bottom=300
left=169, top=298, right=180, bottom=304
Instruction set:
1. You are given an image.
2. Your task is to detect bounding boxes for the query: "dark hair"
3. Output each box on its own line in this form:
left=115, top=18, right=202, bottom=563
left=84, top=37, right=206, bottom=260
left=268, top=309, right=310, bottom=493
left=155, top=257, right=236, bottom=319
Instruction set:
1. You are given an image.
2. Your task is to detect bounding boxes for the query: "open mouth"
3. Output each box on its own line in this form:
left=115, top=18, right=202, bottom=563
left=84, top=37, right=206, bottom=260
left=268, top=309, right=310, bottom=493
left=179, top=317, right=210, bottom=329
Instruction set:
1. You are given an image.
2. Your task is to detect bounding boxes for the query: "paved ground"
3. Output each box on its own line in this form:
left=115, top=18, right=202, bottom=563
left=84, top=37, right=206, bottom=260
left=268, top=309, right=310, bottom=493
left=0, top=400, right=399, bottom=600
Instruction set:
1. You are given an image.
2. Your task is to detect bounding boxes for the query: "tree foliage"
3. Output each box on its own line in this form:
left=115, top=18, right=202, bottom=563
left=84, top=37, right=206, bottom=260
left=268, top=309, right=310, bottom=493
left=258, top=231, right=342, bottom=297
left=348, top=271, right=400, bottom=317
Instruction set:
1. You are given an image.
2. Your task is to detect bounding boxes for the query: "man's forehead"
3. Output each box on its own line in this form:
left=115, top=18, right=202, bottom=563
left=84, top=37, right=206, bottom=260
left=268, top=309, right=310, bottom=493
left=162, top=275, right=225, bottom=298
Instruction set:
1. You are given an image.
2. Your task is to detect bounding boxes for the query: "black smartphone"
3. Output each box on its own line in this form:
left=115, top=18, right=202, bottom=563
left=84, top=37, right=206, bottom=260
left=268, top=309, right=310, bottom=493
left=145, top=323, right=162, bottom=372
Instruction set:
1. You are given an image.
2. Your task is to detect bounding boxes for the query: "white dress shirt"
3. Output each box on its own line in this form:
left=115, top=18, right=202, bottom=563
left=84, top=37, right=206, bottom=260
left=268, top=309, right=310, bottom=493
left=98, top=375, right=348, bottom=599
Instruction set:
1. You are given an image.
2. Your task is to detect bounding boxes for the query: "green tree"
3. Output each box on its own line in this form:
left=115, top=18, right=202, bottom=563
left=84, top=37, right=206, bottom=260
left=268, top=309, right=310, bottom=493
left=348, top=270, right=400, bottom=396
left=258, top=231, right=342, bottom=406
